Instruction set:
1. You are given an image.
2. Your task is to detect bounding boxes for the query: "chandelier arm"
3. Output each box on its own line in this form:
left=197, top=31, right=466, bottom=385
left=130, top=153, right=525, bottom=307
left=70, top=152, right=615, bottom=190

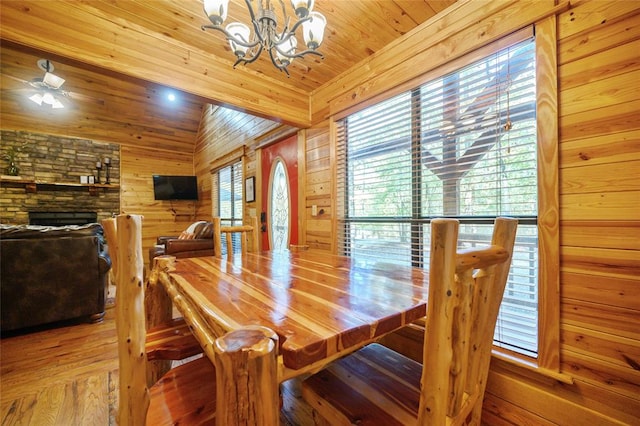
left=232, top=57, right=245, bottom=69
left=274, top=47, right=324, bottom=60
left=237, top=43, right=265, bottom=66
left=274, top=30, right=295, bottom=48
left=267, top=48, right=291, bottom=76
left=250, top=19, right=265, bottom=44
left=243, top=0, right=259, bottom=24
left=278, top=0, right=289, bottom=22
left=201, top=24, right=261, bottom=48
left=276, top=16, right=291, bottom=42
left=287, top=16, right=311, bottom=36
left=242, top=0, right=266, bottom=45
left=273, top=20, right=304, bottom=52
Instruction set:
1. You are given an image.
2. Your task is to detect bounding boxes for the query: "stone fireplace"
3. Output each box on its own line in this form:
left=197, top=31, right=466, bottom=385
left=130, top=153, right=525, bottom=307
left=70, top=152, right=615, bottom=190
left=29, top=211, right=98, bottom=226
left=0, top=130, right=120, bottom=225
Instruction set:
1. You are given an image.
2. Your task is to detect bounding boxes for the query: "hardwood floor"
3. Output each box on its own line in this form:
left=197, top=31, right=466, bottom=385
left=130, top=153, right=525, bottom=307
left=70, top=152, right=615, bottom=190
left=0, top=307, right=320, bottom=425
left=1, top=310, right=119, bottom=425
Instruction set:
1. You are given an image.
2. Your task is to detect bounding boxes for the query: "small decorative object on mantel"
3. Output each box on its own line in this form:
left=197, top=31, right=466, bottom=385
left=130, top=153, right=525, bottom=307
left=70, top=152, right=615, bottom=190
left=88, top=175, right=95, bottom=184
left=2, top=143, right=28, bottom=176
left=104, top=157, right=112, bottom=184
left=95, top=161, right=102, bottom=184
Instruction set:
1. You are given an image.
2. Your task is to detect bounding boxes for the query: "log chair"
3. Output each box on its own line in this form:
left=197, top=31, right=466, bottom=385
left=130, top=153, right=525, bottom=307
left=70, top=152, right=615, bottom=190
left=213, top=216, right=259, bottom=257
left=110, top=214, right=279, bottom=425
left=302, top=217, right=518, bottom=426
left=103, top=217, right=203, bottom=385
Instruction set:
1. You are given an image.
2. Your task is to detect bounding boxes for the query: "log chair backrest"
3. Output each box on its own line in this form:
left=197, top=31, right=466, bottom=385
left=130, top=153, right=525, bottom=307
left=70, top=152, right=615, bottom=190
left=213, top=216, right=259, bottom=258
left=418, top=217, right=517, bottom=425
left=103, top=214, right=149, bottom=426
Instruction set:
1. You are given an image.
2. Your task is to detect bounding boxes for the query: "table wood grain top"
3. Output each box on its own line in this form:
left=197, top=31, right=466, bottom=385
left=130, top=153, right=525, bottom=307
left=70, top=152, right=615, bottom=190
left=163, top=250, right=430, bottom=370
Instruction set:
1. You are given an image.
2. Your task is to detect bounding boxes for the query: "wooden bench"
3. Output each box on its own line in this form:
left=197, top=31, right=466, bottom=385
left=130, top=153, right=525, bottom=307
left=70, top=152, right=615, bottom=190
left=145, top=317, right=203, bottom=361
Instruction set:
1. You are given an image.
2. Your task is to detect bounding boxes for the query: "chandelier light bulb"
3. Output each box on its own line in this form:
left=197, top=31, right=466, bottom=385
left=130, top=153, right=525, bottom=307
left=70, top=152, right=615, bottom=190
left=302, top=12, right=326, bottom=50
left=276, top=36, right=298, bottom=66
left=204, top=0, right=229, bottom=25
left=290, top=0, right=314, bottom=18
left=226, top=22, right=251, bottom=58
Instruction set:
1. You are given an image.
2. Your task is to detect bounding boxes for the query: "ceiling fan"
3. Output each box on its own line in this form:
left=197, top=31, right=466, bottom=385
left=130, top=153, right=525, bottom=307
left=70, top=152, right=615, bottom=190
left=21, top=59, right=69, bottom=108
left=3, top=59, right=103, bottom=109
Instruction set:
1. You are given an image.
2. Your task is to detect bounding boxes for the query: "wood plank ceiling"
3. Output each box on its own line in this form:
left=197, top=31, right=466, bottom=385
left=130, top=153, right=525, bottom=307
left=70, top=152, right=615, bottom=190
left=0, top=0, right=456, bottom=149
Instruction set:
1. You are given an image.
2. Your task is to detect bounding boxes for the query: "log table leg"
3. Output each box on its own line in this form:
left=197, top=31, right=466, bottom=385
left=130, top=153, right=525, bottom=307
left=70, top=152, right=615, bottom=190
left=214, top=326, right=279, bottom=426
left=145, top=256, right=174, bottom=386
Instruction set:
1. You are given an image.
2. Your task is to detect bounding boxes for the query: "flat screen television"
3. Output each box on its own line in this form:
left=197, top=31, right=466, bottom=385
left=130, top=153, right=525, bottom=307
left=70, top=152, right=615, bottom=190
left=153, top=175, right=198, bottom=200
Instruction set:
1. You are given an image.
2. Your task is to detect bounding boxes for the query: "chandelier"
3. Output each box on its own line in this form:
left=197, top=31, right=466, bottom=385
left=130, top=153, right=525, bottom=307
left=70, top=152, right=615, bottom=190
left=202, top=0, right=327, bottom=75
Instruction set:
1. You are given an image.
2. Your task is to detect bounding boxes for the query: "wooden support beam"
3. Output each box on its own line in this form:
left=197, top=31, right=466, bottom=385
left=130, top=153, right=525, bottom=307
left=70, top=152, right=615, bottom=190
left=0, top=1, right=310, bottom=127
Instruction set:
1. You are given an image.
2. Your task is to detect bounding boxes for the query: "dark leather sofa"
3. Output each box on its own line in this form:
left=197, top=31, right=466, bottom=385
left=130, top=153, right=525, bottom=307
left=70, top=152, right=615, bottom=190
left=1, top=223, right=111, bottom=333
left=148, top=221, right=215, bottom=268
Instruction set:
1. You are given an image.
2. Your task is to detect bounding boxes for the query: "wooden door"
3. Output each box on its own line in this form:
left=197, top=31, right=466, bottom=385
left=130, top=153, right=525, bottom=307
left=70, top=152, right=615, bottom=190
left=260, top=135, right=299, bottom=250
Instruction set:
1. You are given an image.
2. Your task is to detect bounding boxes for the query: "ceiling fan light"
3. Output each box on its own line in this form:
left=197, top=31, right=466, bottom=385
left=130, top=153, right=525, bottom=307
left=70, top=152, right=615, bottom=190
left=302, top=12, right=326, bottom=50
left=290, top=0, right=314, bottom=18
left=204, top=0, right=229, bottom=25
left=226, top=22, right=251, bottom=57
left=52, top=98, right=65, bottom=109
left=43, top=72, right=65, bottom=89
left=29, top=93, right=44, bottom=105
left=42, top=92, right=56, bottom=105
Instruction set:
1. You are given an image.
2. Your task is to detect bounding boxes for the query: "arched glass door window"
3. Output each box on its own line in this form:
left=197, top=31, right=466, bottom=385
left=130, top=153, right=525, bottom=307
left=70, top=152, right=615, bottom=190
left=269, top=159, right=289, bottom=251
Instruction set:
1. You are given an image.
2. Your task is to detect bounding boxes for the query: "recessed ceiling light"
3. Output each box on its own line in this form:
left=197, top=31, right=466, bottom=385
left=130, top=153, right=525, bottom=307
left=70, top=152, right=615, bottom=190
left=167, top=92, right=176, bottom=102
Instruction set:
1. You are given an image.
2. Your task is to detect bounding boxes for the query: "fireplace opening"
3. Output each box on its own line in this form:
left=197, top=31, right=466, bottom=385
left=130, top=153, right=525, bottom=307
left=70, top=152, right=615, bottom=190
left=29, top=212, right=98, bottom=226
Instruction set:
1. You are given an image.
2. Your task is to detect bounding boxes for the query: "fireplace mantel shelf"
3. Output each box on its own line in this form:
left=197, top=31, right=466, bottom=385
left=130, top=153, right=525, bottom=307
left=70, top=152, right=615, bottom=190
left=1, top=176, right=119, bottom=196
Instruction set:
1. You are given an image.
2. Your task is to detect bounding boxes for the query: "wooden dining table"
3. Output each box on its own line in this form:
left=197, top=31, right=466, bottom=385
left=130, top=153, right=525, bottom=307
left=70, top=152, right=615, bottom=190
left=151, top=249, right=430, bottom=424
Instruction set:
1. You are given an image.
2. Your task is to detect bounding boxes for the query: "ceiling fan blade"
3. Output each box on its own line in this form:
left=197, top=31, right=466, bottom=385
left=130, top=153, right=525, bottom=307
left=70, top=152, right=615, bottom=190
left=0, top=88, right=33, bottom=95
left=66, top=90, right=105, bottom=106
left=2, top=73, right=31, bottom=86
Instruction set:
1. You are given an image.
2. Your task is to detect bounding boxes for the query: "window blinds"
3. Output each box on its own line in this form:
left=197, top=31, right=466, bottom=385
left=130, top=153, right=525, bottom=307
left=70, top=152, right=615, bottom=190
left=212, top=161, right=244, bottom=254
left=337, top=37, right=538, bottom=357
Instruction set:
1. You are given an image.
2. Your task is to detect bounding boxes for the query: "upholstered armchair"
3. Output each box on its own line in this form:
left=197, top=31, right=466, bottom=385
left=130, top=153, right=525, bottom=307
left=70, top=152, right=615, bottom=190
left=148, top=221, right=214, bottom=268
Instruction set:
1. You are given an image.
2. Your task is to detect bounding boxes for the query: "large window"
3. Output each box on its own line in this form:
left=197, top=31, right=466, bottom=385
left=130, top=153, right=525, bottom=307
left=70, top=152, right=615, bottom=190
left=338, top=38, right=540, bottom=357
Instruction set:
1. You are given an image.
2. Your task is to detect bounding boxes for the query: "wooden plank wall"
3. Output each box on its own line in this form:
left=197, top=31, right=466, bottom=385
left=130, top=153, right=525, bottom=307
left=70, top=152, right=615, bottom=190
left=119, top=145, right=195, bottom=260
left=486, top=3, right=640, bottom=423
left=193, top=104, right=279, bottom=227
left=304, top=0, right=640, bottom=423
left=303, top=123, right=333, bottom=251
left=2, top=0, right=635, bottom=422
left=191, top=107, right=334, bottom=252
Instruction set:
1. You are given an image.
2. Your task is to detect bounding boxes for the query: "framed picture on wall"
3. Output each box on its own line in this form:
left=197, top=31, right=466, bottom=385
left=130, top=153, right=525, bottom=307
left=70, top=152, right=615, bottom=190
left=245, top=176, right=255, bottom=203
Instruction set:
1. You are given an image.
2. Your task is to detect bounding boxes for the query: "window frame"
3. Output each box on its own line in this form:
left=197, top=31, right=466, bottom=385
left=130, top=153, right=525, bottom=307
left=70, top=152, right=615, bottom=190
left=333, top=22, right=560, bottom=374
left=210, top=145, right=247, bottom=228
